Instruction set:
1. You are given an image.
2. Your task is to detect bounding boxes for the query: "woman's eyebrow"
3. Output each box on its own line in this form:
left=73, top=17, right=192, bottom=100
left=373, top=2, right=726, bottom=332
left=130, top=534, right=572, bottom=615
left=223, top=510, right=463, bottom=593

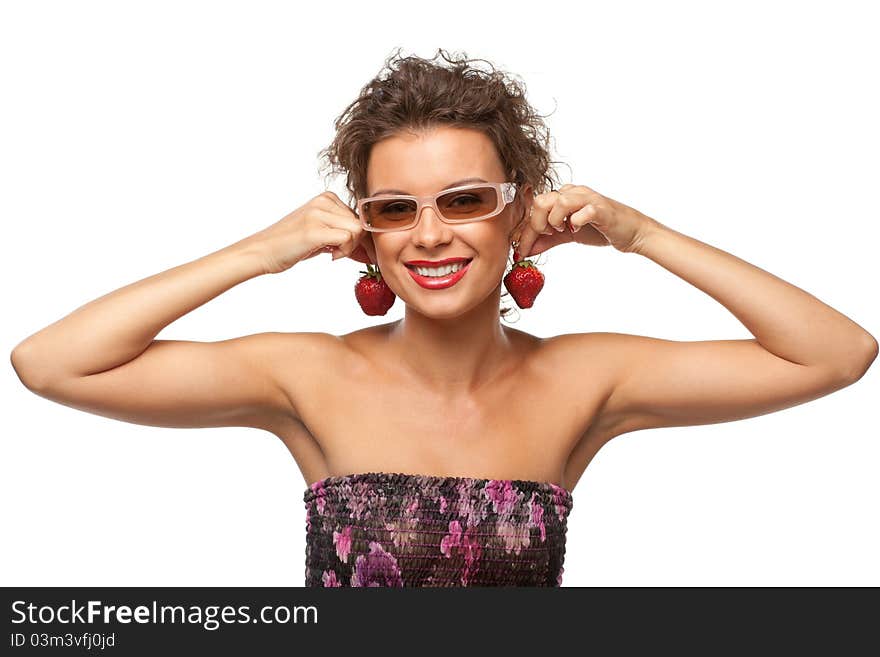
left=370, top=177, right=488, bottom=196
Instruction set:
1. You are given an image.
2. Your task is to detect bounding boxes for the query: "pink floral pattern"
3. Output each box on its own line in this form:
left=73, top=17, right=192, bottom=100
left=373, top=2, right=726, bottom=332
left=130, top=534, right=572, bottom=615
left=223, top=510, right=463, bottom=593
left=303, top=471, right=573, bottom=587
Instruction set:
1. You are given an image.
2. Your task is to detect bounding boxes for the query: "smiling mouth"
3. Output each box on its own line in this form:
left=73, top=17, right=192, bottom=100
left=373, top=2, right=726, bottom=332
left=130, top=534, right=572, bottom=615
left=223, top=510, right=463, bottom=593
left=405, top=258, right=473, bottom=274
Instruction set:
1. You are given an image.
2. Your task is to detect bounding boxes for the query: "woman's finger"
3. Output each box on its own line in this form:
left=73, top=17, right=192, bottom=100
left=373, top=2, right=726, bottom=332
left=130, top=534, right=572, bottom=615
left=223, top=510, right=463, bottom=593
left=310, top=194, right=367, bottom=260
left=568, top=203, right=595, bottom=232
left=346, top=243, right=372, bottom=264
left=319, top=190, right=353, bottom=212
left=547, top=198, right=575, bottom=232
left=518, top=192, right=556, bottom=258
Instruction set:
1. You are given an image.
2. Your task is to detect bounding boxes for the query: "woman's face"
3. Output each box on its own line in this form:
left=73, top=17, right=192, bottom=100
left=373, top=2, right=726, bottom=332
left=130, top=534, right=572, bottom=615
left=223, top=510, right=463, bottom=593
left=362, top=126, right=533, bottom=319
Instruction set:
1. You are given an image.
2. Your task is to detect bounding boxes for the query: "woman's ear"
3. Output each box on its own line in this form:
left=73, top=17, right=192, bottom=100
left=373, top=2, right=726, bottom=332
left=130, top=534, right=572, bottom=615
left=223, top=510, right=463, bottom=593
left=362, top=232, right=377, bottom=263
left=349, top=232, right=377, bottom=264
left=510, top=183, right=534, bottom=241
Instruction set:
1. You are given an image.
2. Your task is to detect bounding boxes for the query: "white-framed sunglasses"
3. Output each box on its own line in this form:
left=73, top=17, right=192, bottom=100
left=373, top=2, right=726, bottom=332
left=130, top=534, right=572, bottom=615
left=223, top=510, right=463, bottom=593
left=356, top=181, right=518, bottom=233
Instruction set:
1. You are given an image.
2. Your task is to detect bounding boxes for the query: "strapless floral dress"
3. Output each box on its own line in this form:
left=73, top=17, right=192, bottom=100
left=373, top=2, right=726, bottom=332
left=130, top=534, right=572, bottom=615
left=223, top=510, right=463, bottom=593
left=303, top=471, right=574, bottom=587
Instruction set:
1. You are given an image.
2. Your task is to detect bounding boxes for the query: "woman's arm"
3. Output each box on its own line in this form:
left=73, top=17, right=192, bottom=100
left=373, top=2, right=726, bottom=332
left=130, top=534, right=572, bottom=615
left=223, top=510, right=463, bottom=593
left=631, top=218, right=877, bottom=374
left=9, top=193, right=364, bottom=433
left=10, top=237, right=267, bottom=387
left=7, top=237, right=313, bottom=433
left=577, top=217, right=877, bottom=439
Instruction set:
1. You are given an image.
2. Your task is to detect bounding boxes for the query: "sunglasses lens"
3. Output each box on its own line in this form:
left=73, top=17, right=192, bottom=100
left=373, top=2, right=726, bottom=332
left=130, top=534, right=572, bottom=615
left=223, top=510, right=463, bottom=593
left=437, top=185, right=499, bottom=221
left=361, top=185, right=499, bottom=230
left=361, top=198, right=418, bottom=230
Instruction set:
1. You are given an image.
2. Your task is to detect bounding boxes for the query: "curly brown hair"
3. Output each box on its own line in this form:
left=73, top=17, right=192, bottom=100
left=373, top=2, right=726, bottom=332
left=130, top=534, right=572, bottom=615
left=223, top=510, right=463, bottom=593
left=317, top=47, right=566, bottom=321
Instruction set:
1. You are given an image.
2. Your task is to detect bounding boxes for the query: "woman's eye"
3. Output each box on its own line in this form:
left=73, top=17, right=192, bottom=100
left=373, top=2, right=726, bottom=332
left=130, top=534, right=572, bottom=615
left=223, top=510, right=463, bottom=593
left=381, top=203, right=410, bottom=214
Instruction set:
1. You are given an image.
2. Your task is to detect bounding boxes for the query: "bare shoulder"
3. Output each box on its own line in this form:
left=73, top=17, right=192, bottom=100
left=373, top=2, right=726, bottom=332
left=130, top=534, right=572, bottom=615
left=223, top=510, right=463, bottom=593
left=333, top=322, right=398, bottom=375
left=538, top=330, right=629, bottom=368
left=542, top=330, right=680, bottom=353
left=264, top=330, right=343, bottom=351
left=538, top=331, right=636, bottom=436
left=249, top=330, right=347, bottom=419
left=242, top=330, right=343, bottom=368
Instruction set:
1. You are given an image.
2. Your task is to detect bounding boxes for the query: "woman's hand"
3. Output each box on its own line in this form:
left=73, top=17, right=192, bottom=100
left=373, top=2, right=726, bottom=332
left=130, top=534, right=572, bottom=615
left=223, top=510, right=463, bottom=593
left=244, top=191, right=372, bottom=274
left=513, top=183, right=657, bottom=258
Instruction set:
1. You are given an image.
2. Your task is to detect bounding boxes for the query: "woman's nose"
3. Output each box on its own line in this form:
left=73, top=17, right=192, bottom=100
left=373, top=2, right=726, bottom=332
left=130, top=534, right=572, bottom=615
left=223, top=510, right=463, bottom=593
left=410, top=205, right=451, bottom=243
left=414, top=204, right=446, bottom=230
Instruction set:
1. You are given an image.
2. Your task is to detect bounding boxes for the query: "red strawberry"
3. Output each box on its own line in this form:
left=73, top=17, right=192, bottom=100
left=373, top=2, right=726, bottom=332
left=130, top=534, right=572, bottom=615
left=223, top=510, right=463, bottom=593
left=354, top=263, right=396, bottom=315
left=503, top=250, right=545, bottom=309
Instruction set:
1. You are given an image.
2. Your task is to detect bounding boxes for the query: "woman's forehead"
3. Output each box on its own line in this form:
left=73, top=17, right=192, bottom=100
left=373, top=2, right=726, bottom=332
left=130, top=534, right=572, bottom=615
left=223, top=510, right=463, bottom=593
left=367, top=131, right=505, bottom=195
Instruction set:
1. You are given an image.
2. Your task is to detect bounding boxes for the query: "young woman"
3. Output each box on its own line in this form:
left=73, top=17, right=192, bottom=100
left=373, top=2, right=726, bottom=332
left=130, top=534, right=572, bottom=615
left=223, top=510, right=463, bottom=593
left=10, top=49, right=877, bottom=587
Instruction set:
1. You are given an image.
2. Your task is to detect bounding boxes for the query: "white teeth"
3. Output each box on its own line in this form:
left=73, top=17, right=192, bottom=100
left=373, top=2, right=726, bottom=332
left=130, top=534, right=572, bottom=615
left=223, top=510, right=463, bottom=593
left=410, top=261, right=468, bottom=277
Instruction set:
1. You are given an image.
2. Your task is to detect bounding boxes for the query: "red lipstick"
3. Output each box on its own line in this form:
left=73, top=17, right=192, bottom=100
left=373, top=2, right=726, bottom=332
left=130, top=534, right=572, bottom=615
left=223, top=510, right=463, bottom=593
left=404, top=257, right=472, bottom=266
left=405, top=259, right=473, bottom=290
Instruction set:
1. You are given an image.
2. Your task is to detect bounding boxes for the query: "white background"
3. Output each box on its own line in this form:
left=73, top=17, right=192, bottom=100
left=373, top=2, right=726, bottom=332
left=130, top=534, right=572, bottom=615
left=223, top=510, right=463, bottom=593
left=2, top=0, right=877, bottom=586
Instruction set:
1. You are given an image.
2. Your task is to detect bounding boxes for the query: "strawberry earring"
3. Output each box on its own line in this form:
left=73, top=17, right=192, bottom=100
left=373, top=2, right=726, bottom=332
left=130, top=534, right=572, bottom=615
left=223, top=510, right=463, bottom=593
left=355, top=262, right=396, bottom=316
left=504, top=241, right=545, bottom=309
left=351, top=247, right=542, bottom=315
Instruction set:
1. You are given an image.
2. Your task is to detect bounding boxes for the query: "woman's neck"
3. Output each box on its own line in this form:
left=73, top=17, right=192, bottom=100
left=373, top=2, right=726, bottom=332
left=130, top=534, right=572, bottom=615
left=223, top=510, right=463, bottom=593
left=388, top=303, right=516, bottom=397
